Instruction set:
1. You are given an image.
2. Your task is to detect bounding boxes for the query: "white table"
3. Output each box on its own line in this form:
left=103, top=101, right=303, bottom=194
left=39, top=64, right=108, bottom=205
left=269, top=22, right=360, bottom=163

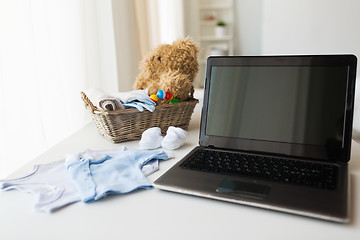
left=1, top=93, right=360, bottom=240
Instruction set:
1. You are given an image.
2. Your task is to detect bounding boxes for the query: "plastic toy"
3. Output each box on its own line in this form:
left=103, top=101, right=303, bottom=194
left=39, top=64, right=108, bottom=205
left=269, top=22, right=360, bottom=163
left=149, top=94, right=159, bottom=103
left=169, top=98, right=180, bottom=104
left=156, top=90, right=165, bottom=99
left=156, top=90, right=173, bottom=101
left=151, top=90, right=180, bottom=104
left=165, top=92, right=173, bottom=101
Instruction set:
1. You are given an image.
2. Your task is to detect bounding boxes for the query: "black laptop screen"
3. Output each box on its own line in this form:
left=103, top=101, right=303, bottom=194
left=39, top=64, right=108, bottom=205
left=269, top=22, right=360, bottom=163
left=206, top=65, right=348, bottom=148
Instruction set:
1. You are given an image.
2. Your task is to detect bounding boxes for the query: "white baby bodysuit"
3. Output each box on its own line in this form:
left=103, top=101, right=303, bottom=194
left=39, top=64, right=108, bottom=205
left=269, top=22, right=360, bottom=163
left=0, top=159, right=80, bottom=213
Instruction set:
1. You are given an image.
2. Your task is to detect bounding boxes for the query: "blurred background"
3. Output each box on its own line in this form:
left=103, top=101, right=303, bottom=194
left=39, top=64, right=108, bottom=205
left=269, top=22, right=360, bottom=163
left=1, top=0, right=360, bottom=178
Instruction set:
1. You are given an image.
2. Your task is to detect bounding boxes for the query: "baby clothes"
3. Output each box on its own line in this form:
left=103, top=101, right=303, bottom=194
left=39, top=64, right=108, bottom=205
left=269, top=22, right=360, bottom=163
left=0, top=159, right=80, bottom=213
left=86, top=88, right=124, bottom=111
left=161, top=126, right=187, bottom=150
left=140, top=126, right=187, bottom=150
left=114, top=89, right=156, bottom=112
left=65, top=149, right=168, bottom=203
left=0, top=146, right=164, bottom=211
left=0, top=146, right=127, bottom=213
left=141, top=159, right=159, bottom=176
left=139, top=127, right=164, bottom=149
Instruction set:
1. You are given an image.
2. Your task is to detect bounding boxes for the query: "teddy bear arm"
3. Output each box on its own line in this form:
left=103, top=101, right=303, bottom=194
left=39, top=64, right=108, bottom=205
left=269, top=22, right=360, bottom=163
left=159, top=71, right=194, bottom=101
left=134, top=75, right=160, bottom=95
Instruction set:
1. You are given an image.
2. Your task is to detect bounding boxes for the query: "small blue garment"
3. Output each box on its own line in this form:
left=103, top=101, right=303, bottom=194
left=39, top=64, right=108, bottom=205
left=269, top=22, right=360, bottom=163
left=115, top=89, right=156, bottom=112
left=121, top=100, right=155, bottom=112
left=65, top=149, right=168, bottom=203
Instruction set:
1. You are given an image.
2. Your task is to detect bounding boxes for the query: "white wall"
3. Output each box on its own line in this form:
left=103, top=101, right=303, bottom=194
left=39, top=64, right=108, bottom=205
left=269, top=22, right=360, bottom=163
left=261, top=0, right=360, bottom=56
left=233, top=0, right=263, bottom=55
left=231, top=0, right=360, bottom=57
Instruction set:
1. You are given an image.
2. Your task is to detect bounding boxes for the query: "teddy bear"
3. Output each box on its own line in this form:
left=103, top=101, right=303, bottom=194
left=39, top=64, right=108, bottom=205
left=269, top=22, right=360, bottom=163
left=133, top=37, right=199, bottom=102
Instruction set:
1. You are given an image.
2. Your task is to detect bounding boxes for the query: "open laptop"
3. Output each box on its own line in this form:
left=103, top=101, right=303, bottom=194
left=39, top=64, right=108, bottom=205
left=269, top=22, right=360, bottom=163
left=154, top=55, right=357, bottom=223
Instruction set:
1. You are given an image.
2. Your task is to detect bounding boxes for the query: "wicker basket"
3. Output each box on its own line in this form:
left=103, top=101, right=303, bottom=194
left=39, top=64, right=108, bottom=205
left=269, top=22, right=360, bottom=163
left=81, top=92, right=198, bottom=143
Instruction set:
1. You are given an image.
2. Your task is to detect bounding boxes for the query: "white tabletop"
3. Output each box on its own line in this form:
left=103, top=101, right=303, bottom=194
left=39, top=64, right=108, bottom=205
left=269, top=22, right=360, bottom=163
left=1, top=91, right=360, bottom=240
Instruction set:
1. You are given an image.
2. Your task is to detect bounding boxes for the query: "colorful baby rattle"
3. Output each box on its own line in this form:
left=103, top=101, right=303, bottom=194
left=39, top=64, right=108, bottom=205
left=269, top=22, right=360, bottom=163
left=149, top=94, right=159, bottom=103
left=150, top=90, right=180, bottom=104
left=156, top=90, right=173, bottom=100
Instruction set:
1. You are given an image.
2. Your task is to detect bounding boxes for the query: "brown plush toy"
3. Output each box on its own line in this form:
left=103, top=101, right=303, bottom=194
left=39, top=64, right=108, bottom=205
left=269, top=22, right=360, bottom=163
left=133, top=37, right=199, bottom=102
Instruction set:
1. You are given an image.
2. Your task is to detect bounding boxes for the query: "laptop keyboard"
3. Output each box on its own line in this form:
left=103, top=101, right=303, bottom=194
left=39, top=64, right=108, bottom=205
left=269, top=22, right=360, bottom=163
left=180, top=149, right=338, bottom=190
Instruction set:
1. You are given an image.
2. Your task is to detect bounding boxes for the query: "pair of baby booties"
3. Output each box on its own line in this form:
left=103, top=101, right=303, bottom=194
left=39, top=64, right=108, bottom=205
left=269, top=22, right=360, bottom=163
left=139, top=126, right=187, bottom=150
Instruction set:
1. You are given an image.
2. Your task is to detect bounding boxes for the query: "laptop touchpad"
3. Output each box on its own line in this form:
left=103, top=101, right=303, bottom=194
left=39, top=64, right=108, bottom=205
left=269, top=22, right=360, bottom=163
left=216, top=179, right=271, bottom=199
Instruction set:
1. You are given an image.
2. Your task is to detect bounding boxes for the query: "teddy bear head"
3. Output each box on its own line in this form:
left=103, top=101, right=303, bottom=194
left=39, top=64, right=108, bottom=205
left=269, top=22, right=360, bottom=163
left=134, top=37, right=199, bottom=102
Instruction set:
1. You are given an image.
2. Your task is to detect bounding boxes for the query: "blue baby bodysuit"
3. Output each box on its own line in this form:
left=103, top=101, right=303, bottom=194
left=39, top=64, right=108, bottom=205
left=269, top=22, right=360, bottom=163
left=65, top=149, right=168, bottom=203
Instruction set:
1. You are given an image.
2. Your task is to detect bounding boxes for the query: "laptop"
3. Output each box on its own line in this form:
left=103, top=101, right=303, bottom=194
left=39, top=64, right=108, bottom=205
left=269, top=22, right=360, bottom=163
left=154, top=55, right=357, bottom=223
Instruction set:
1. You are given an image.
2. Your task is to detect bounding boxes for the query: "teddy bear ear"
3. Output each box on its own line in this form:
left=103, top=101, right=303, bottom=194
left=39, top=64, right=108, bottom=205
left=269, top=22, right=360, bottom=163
left=172, top=36, right=200, bottom=56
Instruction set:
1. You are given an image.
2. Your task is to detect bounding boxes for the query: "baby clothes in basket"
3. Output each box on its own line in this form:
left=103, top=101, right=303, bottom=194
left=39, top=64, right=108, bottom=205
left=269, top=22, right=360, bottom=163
left=114, top=89, right=156, bottom=112
left=86, top=88, right=124, bottom=111
left=86, top=88, right=156, bottom=112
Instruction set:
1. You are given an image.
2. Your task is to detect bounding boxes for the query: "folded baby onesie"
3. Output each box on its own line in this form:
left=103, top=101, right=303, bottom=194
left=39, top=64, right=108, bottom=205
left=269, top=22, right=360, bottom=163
left=65, top=149, right=168, bottom=203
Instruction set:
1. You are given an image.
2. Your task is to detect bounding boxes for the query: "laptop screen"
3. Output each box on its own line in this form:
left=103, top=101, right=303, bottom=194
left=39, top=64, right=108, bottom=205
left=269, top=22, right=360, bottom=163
left=200, top=56, right=357, bottom=162
left=207, top=66, right=348, bottom=146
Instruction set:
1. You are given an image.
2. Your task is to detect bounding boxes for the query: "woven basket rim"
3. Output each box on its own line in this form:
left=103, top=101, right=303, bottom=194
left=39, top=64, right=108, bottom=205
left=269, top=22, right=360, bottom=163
left=82, top=90, right=198, bottom=115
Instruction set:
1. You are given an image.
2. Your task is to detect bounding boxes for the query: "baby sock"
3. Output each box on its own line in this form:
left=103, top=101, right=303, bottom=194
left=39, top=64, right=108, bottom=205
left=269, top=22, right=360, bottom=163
left=161, top=126, right=187, bottom=150
left=139, top=127, right=164, bottom=149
